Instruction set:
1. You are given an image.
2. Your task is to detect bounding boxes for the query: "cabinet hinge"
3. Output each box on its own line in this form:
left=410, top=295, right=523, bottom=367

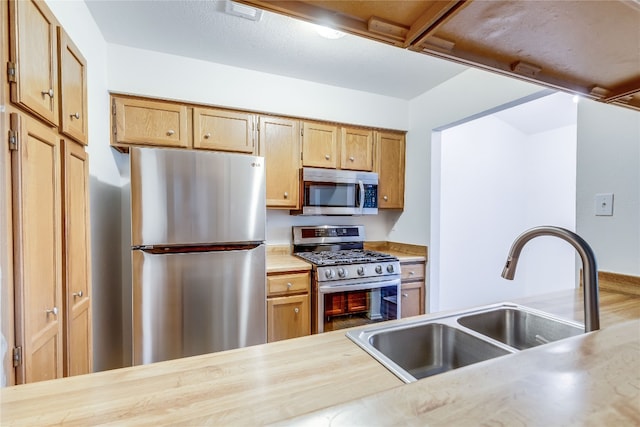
left=7, top=62, right=17, bottom=83
left=12, top=347, right=22, bottom=367
left=8, top=129, right=18, bottom=151
left=111, top=99, right=116, bottom=116
left=112, top=124, right=117, bottom=136
left=300, top=127, right=304, bottom=137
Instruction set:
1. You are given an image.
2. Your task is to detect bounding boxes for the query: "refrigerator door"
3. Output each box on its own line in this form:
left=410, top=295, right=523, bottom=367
left=130, top=147, right=266, bottom=246
left=132, top=244, right=266, bottom=365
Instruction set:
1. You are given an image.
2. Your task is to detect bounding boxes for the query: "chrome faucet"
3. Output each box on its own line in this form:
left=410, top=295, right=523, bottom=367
left=501, top=226, right=600, bottom=332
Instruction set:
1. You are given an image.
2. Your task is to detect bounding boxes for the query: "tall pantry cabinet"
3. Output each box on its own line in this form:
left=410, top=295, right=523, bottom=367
left=4, top=0, right=92, bottom=384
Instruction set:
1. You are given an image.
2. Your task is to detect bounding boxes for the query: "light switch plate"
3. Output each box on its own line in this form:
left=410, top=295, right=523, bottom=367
left=595, top=193, right=614, bottom=216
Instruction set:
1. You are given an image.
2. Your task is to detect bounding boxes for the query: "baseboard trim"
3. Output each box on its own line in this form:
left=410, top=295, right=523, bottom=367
left=598, top=271, right=640, bottom=296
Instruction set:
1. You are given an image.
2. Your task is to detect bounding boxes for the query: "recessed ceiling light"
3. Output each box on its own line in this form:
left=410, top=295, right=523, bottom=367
left=315, top=24, right=346, bottom=39
left=225, top=0, right=263, bottom=21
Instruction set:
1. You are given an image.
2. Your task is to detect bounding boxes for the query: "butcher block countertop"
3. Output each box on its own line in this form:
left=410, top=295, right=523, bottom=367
left=1, top=289, right=639, bottom=426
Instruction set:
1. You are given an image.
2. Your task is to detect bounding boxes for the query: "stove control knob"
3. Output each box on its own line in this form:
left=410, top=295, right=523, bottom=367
left=357, top=266, right=365, bottom=276
left=387, top=264, right=395, bottom=273
left=375, top=265, right=383, bottom=274
left=325, top=269, right=336, bottom=279
left=337, top=267, right=347, bottom=278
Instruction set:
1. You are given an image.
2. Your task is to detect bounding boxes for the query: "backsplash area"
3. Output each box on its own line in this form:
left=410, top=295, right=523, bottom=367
left=266, top=210, right=401, bottom=246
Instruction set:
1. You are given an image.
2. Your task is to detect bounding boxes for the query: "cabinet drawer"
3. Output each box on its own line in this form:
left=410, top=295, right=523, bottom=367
left=401, top=262, right=425, bottom=280
left=267, top=273, right=310, bottom=296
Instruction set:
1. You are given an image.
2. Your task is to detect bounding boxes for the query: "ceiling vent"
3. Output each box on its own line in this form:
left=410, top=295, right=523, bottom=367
left=225, top=1, right=263, bottom=21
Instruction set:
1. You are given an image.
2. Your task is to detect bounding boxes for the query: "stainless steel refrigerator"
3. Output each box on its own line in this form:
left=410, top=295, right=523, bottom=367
left=130, top=147, right=266, bottom=365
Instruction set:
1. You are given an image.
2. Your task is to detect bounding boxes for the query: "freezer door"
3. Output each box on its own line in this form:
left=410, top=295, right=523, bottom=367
left=132, top=245, right=266, bottom=365
left=131, top=147, right=266, bottom=246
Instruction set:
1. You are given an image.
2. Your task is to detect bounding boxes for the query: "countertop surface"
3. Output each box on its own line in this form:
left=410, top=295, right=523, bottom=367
left=1, top=289, right=639, bottom=426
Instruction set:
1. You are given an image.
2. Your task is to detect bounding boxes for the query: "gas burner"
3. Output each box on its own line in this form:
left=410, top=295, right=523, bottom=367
left=295, top=249, right=398, bottom=266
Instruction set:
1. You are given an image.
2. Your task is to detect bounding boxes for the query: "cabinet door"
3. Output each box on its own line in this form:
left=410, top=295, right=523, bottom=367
left=340, top=127, right=373, bottom=171
left=376, top=131, right=406, bottom=209
left=113, top=97, right=189, bottom=148
left=58, top=28, right=88, bottom=145
left=400, top=281, right=424, bottom=319
left=267, top=294, right=310, bottom=342
left=8, top=0, right=59, bottom=126
left=11, top=113, right=63, bottom=383
left=259, top=116, right=301, bottom=209
left=302, top=122, right=338, bottom=168
left=193, top=108, right=255, bottom=153
left=62, top=140, right=92, bottom=376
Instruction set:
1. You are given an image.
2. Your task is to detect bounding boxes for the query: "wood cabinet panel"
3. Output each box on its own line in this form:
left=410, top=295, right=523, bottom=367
left=340, top=127, right=373, bottom=171
left=8, top=0, right=59, bottom=126
left=400, top=281, right=424, bottom=319
left=113, top=97, right=189, bottom=148
left=376, top=131, right=406, bottom=209
left=57, top=28, right=88, bottom=145
left=267, top=272, right=309, bottom=296
left=259, top=116, right=301, bottom=209
left=11, top=113, right=63, bottom=383
left=267, top=294, right=310, bottom=342
left=62, top=140, right=92, bottom=376
left=193, top=108, right=255, bottom=153
left=302, top=122, right=338, bottom=168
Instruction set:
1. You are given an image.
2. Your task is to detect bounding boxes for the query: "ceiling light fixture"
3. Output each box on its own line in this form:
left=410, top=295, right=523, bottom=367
left=225, top=0, right=263, bottom=21
left=315, top=24, right=346, bottom=39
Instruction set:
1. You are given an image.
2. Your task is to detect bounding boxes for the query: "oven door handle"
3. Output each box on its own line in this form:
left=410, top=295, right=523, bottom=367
left=318, top=278, right=401, bottom=293
left=358, top=179, right=365, bottom=214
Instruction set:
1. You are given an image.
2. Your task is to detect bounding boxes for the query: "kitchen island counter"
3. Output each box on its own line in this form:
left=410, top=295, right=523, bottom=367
left=1, top=289, right=639, bottom=425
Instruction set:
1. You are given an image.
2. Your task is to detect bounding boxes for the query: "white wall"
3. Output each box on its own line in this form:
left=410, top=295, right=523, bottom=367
left=435, top=112, right=577, bottom=311
left=576, top=100, right=640, bottom=276
left=107, top=44, right=408, bottom=131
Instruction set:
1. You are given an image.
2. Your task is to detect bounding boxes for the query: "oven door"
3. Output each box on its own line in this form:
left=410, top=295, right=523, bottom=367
left=316, top=278, right=400, bottom=333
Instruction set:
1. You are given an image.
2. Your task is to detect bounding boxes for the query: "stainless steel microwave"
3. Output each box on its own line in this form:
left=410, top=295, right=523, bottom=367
left=293, top=167, right=378, bottom=215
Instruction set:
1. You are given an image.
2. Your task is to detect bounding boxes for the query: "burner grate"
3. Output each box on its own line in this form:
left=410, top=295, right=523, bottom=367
left=295, top=249, right=398, bottom=266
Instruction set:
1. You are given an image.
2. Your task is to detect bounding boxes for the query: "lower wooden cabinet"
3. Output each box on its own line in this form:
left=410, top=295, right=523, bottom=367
left=266, top=271, right=310, bottom=342
left=400, top=261, right=426, bottom=318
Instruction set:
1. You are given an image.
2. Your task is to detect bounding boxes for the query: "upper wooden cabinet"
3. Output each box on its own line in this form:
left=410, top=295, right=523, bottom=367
left=376, top=131, right=405, bottom=209
left=302, top=121, right=338, bottom=169
left=340, top=127, right=373, bottom=171
left=57, top=28, right=88, bottom=145
left=8, top=0, right=59, bottom=126
left=237, top=0, right=640, bottom=111
left=112, top=97, right=189, bottom=149
left=259, top=116, right=301, bottom=209
left=193, top=108, right=255, bottom=153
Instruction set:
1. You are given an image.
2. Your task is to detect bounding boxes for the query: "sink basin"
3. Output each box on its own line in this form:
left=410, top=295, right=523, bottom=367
left=457, top=308, right=583, bottom=350
left=368, top=323, right=511, bottom=381
left=346, top=303, right=585, bottom=383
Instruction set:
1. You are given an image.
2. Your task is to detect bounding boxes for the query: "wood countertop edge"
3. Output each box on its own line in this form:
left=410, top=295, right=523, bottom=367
left=277, top=318, right=640, bottom=426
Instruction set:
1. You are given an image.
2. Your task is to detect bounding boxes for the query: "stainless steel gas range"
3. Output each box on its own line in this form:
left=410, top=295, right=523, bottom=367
left=293, top=225, right=401, bottom=333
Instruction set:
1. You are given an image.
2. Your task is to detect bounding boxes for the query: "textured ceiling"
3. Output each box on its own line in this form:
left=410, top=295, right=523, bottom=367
left=84, top=0, right=468, bottom=100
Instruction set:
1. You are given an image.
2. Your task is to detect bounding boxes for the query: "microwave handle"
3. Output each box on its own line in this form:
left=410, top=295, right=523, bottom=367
left=358, top=180, right=365, bottom=214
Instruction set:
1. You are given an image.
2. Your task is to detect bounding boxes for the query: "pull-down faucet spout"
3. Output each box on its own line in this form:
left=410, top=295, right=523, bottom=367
left=501, top=226, right=600, bottom=332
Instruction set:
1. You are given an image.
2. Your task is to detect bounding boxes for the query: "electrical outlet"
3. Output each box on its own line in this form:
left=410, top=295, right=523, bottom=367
left=595, top=193, right=614, bottom=216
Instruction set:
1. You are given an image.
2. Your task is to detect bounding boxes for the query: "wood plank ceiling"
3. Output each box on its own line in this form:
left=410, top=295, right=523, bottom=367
left=237, top=0, right=640, bottom=111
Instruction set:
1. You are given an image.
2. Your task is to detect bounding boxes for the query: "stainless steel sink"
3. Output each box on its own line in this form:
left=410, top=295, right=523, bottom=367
left=346, top=303, right=584, bottom=383
left=457, top=307, right=583, bottom=350
left=368, top=323, right=511, bottom=381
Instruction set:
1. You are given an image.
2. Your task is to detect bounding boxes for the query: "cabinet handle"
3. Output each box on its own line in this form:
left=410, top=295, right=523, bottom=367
left=283, top=192, right=288, bottom=199
left=383, top=195, right=389, bottom=201
left=73, top=291, right=84, bottom=298
left=41, top=89, right=54, bottom=98
left=166, top=130, right=175, bottom=136
left=204, top=132, right=211, bottom=139
left=409, top=271, right=415, bottom=276
left=46, top=307, right=59, bottom=316
left=402, top=293, right=408, bottom=298
left=287, top=282, right=292, bottom=289
left=294, top=307, right=299, bottom=314
left=71, top=112, right=80, bottom=119
left=349, top=156, right=355, bottom=162
left=325, top=154, right=330, bottom=160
